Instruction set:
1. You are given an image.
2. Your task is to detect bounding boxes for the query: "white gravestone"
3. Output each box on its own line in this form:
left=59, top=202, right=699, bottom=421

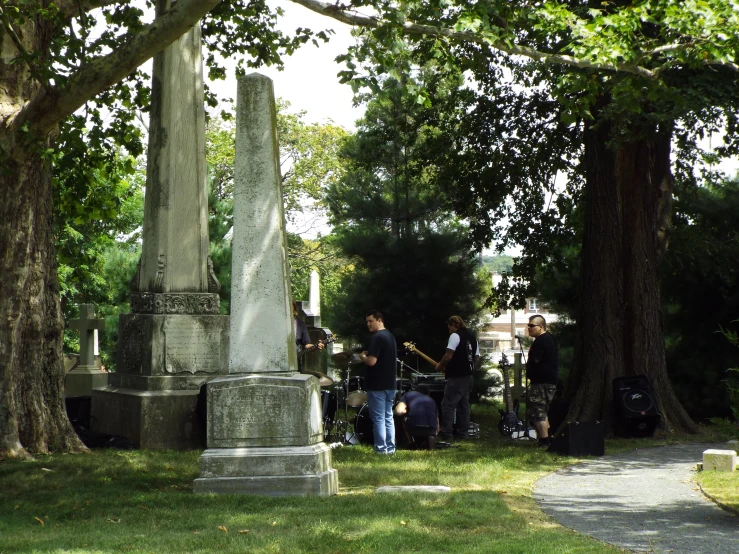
left=702, top=449, right=738, bottom=472
left=228, top=73, right=296, bottom=374
left=195, top=74, right=337, bottom=497
left=66, top=303, right=108, bottom=397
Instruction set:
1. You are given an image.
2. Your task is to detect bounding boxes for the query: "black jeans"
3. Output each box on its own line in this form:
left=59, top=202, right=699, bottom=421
left=440, top=375, right=473, bottom=439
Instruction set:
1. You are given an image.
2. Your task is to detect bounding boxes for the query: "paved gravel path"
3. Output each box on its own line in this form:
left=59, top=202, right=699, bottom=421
left=534, top=442, right=739, bottom=554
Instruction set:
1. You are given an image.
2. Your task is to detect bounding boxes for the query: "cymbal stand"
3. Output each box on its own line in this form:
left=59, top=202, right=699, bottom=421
left=398, top=359, right=422, bottom=375
left=324, top=364, right=358, bottom=445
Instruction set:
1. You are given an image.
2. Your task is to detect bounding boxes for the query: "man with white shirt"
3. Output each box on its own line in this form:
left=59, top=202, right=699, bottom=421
left=435, top=315, right=480, bottom=443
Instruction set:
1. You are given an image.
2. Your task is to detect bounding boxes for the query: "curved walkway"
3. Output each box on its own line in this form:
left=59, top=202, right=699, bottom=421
left=534, top=442, right=739, bottom=554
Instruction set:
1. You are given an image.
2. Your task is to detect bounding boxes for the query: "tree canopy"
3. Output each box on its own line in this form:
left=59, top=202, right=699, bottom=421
left=0, top=0, right=333, bottom=458
left=295, top=0, right=739, bottom=433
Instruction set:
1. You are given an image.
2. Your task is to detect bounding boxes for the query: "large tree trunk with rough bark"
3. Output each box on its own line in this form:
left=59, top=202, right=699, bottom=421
left=0, top=13, right=87, bottom=458
left=0, top=144, right=88, bottom=458
left=1, top=0, right=221, bottom=459
left=567, top=106, right=699, bottom=434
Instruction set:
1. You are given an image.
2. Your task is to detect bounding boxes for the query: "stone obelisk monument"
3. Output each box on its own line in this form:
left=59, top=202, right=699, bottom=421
left=194, top=74, right=338, bottom=497
left=91, top=1, right=229, bottom=449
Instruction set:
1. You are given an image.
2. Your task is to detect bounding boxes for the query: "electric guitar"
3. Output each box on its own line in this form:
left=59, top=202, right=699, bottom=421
left=498, top=353, right=524, bottom=436
left=300, top=334, right=338, bottom=357
left=403, top=342, right=439, bottom=369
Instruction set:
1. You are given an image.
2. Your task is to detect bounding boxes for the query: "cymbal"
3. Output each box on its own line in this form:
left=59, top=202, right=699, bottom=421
left=305, top=371, right=334, bottom=387
left=331, top=352, right=363, bottom=365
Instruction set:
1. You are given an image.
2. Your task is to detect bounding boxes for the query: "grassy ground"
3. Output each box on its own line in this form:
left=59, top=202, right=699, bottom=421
left=696, top=470, right=739, bottom=514
left=1, top=407, right=735, bottom=554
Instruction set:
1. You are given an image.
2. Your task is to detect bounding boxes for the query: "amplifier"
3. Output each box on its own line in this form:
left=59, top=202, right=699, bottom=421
left=411, top=373, right=446, bottom=392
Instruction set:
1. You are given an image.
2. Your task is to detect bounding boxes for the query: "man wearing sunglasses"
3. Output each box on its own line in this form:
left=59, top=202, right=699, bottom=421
left=526, top=315, right=559, bottom=447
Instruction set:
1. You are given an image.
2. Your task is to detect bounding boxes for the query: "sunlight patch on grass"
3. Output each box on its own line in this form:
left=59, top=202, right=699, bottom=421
left=696, top=469, right=739, bottom=513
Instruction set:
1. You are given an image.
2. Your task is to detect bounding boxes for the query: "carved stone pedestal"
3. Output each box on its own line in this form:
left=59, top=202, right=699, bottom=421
left=91, top=308, right=229, bottom=449
left=193, top=373, right=338, bottom=497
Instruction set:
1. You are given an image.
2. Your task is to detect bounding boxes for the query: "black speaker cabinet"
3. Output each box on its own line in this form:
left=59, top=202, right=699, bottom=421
left=612, top=376, right=661, bottom=437
left=548, top=420, right=604, bottom=456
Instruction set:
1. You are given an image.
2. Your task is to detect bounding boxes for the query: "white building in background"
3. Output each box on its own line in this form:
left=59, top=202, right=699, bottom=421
left=478, top=273, right=562, bottom=364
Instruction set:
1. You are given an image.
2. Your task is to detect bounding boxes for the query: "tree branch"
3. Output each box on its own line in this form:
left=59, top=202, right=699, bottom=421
left=12, top=0, right=221, bottom=137
left=288, top=0, right=657, bottom=79
left=54, top=0, right=123, bottom=20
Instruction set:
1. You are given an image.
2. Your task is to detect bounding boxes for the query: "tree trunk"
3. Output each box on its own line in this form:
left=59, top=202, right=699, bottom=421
left=0, top=16, right=86, bottom=458
left=0, top=143, right=88, bottom=458
left=567, top=109, right=699, bottom=434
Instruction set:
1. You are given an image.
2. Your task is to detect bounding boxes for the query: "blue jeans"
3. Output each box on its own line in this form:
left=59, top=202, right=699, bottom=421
left=367, top=390, right=396, bottom=453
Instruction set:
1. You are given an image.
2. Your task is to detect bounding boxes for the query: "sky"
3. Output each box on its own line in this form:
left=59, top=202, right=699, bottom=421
left=208, top=1, right=365, bottom=131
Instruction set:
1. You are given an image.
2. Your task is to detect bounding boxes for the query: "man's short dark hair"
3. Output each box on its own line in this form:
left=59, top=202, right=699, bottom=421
left=417, top=383, right=431, bottom=396
left=528, top=314, right=547, bottom=330
left=365, top=310, right=384, bottom=321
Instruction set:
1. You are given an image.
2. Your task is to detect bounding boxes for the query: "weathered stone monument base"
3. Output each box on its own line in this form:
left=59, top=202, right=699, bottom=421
left=91, top=312, right=229, bottom=449
left=194, top=373, right=338, bottom=497
left=92, top=387, right=204, bottom=449
left=194, top=445, right=338, bottom=496
left=65, top=366, right=109, bottom=398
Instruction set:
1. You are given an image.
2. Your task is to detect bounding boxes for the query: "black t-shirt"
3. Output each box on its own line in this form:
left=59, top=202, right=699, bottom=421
left=365, top=328, right=397, bottom=391
left=526, top=332, right=559, bottom=385
left=400, top=391, right=438, bottom=429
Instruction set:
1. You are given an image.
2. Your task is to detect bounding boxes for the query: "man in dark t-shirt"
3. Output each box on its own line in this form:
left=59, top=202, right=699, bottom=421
left=395, top=384, right=439, bottom=450
left=359, top=310, right=397, bottom=454
left=526, top=314, right=559, bottom=447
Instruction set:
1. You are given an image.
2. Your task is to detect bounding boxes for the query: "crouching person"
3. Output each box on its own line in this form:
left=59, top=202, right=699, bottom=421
left=394, top=384, right=439, bottom=450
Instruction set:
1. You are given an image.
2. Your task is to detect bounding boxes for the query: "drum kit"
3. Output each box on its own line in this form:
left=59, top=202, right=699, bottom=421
left=315, top=350, right=414, bottom=445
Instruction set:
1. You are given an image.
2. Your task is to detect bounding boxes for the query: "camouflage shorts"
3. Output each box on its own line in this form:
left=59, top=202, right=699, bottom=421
left=527, top=384, right=556, bottom=422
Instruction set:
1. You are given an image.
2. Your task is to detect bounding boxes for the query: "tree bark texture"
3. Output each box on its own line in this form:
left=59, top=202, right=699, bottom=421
left=0, top=14, right=86, bottom=458
left=567, top=109, right=699, bottom=434
left=0, top=144, right=88, bottom=458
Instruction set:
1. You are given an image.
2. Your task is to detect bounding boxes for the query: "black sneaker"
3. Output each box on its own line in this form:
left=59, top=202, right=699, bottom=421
left=538, top=437, right=552, bottom=448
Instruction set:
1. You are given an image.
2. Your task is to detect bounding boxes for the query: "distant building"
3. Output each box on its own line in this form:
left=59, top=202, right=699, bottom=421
left=478, top=273, right=562, bottom=363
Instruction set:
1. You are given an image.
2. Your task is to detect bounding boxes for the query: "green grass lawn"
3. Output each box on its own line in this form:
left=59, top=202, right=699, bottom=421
left=697, top=469, right=739, bottom=514
left=1, top=408, right=734, bottom=554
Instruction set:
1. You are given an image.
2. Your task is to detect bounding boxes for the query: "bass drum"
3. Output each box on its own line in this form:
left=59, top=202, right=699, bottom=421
left=353, top=403, right=407, bottom=448
left=321, top=389, right=337, bottom=427
left=354, top=403, right=374, bottom=444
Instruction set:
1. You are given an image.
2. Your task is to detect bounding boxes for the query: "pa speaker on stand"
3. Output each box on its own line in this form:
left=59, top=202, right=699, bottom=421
left=612, top=375, right=661, bottom=437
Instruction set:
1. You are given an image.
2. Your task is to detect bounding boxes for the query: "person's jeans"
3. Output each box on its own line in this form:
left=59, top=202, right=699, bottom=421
left=367, top=389, right=396, bottom=453
left=440, top=375, right=474, bottom=439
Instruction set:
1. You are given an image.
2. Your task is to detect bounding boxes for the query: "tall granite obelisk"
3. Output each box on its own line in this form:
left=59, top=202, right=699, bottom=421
left=194, top=74, right=337, bottom=496
left=91, top=1, right=229, bottom=449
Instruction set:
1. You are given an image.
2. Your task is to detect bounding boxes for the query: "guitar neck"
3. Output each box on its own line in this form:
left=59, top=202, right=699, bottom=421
left=405, top=342, right=439, bottom=366
left=502, top=362, right=514, bottom=413
left=301, top=336, right=336, bottom=355
left=417, top=350, right=439, bottom=367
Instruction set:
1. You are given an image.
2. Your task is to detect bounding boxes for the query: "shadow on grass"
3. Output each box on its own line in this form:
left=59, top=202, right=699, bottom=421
left=0, top=444, right=620, bottom=554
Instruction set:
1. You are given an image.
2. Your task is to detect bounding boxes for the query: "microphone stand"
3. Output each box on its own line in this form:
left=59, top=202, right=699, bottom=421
left=514, top=335, right=537, bottom=441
